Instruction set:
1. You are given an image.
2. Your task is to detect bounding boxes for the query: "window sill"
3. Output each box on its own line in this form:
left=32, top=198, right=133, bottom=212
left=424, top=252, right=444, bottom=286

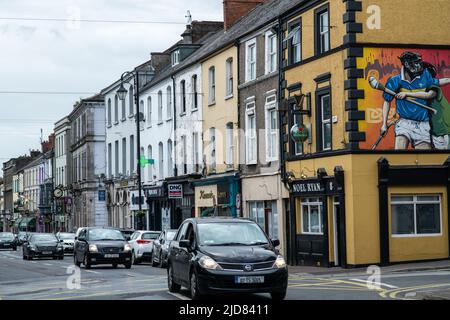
left=265, top=157, right=278, bottom=163
left=128, top=115, right=134, bottom=119
left=179, top=113, right=186, bottom=117
left=191, top=108, right=198, bottom=113
left=121, top=118, right=126, bottom=122
left=113, top=121, right=119, bottom=125
left=107, top=124, right=112, bottom=128
left=166, top=118, right=172, bottom=122
left=157, top=121, right=163, bottom=126
left=224, top=94, right=234, bottom=101
left=208, top=102, right=216, bottom=107
left=246, top=161, right=257, bottom=166
left=391, top=233, right=443, bottom=238
left=146, top=125, right=152, bottom=129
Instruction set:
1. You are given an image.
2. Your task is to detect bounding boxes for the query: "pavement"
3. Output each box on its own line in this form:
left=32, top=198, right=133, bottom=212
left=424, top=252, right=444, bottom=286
left=288, top=259, right=450, bottom=276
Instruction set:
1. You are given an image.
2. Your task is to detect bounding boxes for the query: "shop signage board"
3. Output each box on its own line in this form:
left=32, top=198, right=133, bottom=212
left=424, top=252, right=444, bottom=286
left=168, top=184, right=183, bottom=199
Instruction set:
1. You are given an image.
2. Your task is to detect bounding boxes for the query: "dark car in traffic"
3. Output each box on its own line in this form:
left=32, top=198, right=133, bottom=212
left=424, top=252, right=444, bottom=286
left=166, top=217, right=288, bottom=300
left=22, top=233, right=64, bottom=260
left=152, top=229, right=177, bottom=267
left=74, top=227, right=132, bottom=269
left=0, top=232, right=18, bottom=251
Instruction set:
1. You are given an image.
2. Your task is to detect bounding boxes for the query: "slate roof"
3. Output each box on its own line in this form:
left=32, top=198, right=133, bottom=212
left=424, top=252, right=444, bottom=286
left=141, top=0, right=305, bottom=92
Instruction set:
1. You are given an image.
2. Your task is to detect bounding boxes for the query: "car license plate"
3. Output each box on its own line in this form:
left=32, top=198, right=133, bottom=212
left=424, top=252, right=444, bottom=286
left=43, top=251, right=52, bottom=255
left=235, top=276, right=264, bottom=284
left=104, top=254, right=119, bottom=258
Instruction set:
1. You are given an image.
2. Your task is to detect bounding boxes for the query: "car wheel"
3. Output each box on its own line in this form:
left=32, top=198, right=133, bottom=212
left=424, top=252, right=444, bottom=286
left=84, top=254, right=91, bottom=269
left=167, top=264, right=181, bottom=293
left=151, top=252, right=158, bottom=267
left=27, top=255, right=32, bottom=261
left=59, top=256, right=64, bottom=260
left=190, top=271, right=202, bottom=300
left=22, top=254, right=26, bottom=260
left=270, top=291, right=287, bottom=301
left=74, top=254, right=81, bottom=267
left=159, top=252, right=164, bottom=268
left=112, top=263, right=118, bottom=268
left=13, top=247, right=17, bottom=251
left=53, top=256, right=57, bottom=260
left=132, top=252, right=140, bottom=265
left=124, top=262, right=132, bottom=269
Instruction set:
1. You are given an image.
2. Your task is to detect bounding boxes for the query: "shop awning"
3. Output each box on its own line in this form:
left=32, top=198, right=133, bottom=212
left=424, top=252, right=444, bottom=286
left=19, top=217, right=36, bottom=229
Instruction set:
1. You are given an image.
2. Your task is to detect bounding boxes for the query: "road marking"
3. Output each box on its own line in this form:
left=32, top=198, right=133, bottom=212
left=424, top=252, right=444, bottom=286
left=85, top=270, right=100, bottom=274
left=45, top=287, right=168, bottom=300
left=167, top=292, right=191, bottom=300
left=43, top=263, right=53, bottom=266
left=350, top=278, right=398, bottom=289
left=380, top=283, right=450, bottom=300
left=31, top=261, right=37, bottom=264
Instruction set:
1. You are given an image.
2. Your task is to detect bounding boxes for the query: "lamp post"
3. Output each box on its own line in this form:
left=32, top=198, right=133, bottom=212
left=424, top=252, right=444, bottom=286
left=117, top=71, right=144, bottom=230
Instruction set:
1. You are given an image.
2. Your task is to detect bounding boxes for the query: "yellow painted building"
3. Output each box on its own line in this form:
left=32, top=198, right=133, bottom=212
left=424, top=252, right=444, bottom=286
left=279, top=0, right=450, bottom=267
left=194, top=44, right=241, bottom=218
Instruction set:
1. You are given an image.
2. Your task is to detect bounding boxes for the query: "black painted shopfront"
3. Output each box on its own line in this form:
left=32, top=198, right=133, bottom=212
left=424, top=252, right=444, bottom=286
left=287, top=166, right=347, bottom=268
left=144, top=183, right=167, bottom=232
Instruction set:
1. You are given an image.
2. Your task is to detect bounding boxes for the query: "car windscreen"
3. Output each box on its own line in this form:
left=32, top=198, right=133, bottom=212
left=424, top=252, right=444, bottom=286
left=31, top=234, right=57, bottom=242
left=166, top=231, right=177, bottom=241
left=142, top=232, right=160, bottom=240
left=0, top=233, right=14, bottom=239
left=89, top=229, right=125, bottom=241
left=197, top=222, right=269, bottom=246
left=58, top=233, right=75, bottom=240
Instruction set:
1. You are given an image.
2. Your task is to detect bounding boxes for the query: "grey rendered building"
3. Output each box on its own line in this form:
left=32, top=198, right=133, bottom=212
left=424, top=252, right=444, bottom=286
left=68, top=94, right=107, bottom=228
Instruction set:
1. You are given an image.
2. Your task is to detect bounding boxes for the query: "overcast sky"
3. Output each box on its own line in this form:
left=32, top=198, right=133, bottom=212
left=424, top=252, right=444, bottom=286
left=0, top=0, right=222, bottom=168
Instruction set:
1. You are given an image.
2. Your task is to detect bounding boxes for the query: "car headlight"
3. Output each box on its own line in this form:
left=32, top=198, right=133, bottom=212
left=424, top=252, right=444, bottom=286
left=198, top=256, right=223, bottom=270
left=29, top=245, right=37, bottom=250
left=124, top=244, right=132, bottom=252
left=273, top=255, right=287, bottom=269
left=89, top=244, right=98, bottom=253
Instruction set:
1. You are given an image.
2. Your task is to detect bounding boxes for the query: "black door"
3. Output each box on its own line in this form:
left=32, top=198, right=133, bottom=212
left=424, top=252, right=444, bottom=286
left=294, top=196, right=329, bottom=267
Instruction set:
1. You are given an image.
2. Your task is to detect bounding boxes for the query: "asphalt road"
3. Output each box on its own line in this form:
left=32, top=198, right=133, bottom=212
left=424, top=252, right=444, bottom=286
left=1, top=248, right=450, bottom=300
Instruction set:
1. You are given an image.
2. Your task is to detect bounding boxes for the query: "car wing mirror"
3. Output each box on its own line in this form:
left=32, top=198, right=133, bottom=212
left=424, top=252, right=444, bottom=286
left=179, top=240, right=190, bottom=249
left=74, top=237, right=78, bottom=241
left=271, top=239, right=280, bottom=247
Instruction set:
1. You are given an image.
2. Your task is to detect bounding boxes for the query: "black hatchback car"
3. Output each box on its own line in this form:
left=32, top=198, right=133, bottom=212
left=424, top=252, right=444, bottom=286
left=22, top=233, right=64, bottom=260
left=0, top=232, right=18, bottom=251
left=167, top=217, right=288, bottom=300
left=74, top=227, right=132, bottom=269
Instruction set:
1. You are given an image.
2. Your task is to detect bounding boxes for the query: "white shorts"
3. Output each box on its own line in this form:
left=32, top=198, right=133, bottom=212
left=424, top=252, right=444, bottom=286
left=432, top=135, right=450, bottom=150
left=395, top=118, right=431, bottom=147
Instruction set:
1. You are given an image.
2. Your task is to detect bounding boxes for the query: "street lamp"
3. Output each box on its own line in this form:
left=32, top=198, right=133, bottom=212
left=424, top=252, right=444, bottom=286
left=117, top=71, right=145, bottom=230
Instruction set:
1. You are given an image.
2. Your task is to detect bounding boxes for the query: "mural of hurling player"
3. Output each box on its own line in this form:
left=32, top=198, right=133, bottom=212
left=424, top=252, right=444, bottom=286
left=380, top=52, right=450, bottom=150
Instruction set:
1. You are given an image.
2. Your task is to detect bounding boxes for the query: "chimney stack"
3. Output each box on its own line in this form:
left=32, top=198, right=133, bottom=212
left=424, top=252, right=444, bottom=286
left=223, top=0, right=265, bottom=30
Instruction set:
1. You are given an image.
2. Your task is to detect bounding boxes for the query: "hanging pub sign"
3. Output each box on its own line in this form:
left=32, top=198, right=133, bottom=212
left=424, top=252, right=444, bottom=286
left=290, top=123, right=309, bottom=143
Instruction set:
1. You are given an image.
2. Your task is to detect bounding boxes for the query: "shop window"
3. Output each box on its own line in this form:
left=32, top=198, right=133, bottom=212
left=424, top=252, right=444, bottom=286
left=391, top=195, right=441, bottom=236
left=301, top=198, right=323, bottom=234
left=248, top=201, right=279, bottom=239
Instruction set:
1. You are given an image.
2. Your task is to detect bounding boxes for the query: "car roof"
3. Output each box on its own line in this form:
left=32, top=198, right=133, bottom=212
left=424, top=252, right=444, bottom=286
left=189, top=217, right=254, bottom=224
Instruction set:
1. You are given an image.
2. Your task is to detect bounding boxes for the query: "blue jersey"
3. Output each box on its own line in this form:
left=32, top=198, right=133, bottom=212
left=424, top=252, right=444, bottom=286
left=383, top=69, right=439, bottom=121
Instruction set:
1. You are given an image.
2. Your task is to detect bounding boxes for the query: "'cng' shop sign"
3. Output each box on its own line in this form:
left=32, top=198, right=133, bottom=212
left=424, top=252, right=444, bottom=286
left=168, top=184, right=183, bottom=199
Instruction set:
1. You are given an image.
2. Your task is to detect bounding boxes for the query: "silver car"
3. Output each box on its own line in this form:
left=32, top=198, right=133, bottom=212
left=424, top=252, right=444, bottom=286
left=56, top=232, right=76, bottom=254
left=151, top=229, right=177, bottom=267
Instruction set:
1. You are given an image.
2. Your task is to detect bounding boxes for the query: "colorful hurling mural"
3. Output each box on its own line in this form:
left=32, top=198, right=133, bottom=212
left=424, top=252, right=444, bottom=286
left=358, top=48, right=450, bottom=150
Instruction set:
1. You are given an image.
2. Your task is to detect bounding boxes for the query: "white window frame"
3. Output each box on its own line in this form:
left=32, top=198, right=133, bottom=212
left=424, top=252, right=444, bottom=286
left=321, top=94, right=332, bottom=151
left=226, top=123, right=234, bottom=167
left=319, top=10, right=330, bottom=54
left=245, top=39, right=257, bottom=82
left=209, top=128, right=216, bottom=171
left=158, top=91, right=163, bottom=123
left=192, top=132, right=199, bottom=170
left=191, top=75, right=198, bottom=110
left=265, top=31, right=277, bottom=74
left=208, top=67, right=216, bottom=105
left=245, top=100, right=257, bottom=165
left=301, top=198, right=323, bottom=235
left=391, top=194, right=442, bottom=238
left=147, top=97, right=152, bottom=128
left=225, top=58, right=233, bottom=98
left=171, top=50, right=180, bottom=66
left=265, top=94, right=278, bottom=162
left=167, top=86, right=172, bottom=119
